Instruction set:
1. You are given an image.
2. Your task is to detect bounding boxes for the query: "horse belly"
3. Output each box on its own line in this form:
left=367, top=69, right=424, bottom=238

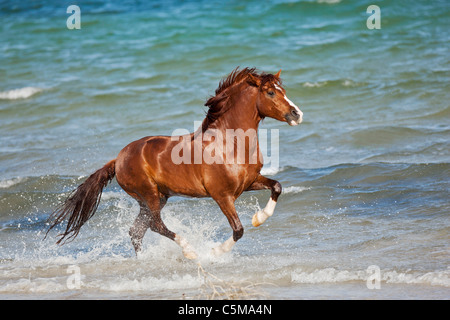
left=142, top=138, right=209, bottom=197
left=156, top=163, right=210, bottom=197
left=202, top=162, right=262, bottom=198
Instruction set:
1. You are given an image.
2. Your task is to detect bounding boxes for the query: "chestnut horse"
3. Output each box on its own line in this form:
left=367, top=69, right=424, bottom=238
left=46, top=67, right=303, bottom=259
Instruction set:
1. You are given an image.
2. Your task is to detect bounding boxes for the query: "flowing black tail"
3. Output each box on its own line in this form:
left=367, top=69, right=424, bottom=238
left=45, top=159, right=116, bottom=245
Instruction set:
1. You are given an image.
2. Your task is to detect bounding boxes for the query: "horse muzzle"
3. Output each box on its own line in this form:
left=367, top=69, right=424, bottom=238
left=285, top=108, right=303, bottom=126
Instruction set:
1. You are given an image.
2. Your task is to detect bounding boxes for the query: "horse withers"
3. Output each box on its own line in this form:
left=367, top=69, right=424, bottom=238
left=46, top=67, right=303, bottom=259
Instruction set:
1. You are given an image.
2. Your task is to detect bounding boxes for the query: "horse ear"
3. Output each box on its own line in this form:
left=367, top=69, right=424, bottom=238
left=247, top=73, right=261, bottom=87
left=275, top=69, right=282, bottom=79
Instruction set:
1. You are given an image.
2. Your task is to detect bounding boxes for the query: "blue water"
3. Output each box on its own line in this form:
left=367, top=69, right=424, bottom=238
left=0, top=0, right=449, bottom=299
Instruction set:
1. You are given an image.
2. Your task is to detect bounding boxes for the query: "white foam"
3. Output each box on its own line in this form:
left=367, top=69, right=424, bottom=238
left=291, top=268, right=364, bottom=284
left=104, top=273, right=201, bottom=292
left=0, top=87, right=43, bottom=100
left=290, top=267, right=450, bottom=287
left=342, top=79, right=357, bottom=87
left=260, top=166, right=284, bottom=176
left=303, top=81, right=327, bottom=88
left=283, top=186, right=310, bottom=194
left=383, top=269, right=450, bottom=287
left=0, top=278, right=68, bottom=294
left=100, top=191, right=124, bottom=201
left=0, top=177, right=26, bottom=189
left=317, top=0, right=341, bottom=4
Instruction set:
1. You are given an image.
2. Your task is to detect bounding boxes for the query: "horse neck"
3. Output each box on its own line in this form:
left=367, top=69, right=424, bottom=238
left=211, top=84, right=261, bottom=132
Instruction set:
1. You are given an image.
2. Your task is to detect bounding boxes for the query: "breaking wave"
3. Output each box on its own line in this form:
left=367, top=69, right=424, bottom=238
left=0, top=87, right=43, bottom=100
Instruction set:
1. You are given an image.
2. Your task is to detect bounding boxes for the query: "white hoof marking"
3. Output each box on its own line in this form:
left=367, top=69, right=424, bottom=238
left=175, top=235, right=198, bottom=260
left=211, top=236, right=235, bottom=257
left=252, top=198, right=276, bottom=227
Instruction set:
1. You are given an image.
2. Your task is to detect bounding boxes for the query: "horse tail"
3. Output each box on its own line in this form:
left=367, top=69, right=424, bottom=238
left=45, top=159, right=116, bottom=245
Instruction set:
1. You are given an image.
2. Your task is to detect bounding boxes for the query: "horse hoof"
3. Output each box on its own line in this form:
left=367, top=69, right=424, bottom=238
left=211, top=246, right=223, bottom=257
left=211, top=236, right=235, bottom=257
left=183, top=250, right=198, bottom=260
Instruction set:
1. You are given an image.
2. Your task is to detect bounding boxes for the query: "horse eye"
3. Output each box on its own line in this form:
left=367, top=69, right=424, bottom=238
left=268, top=91, right=275, bottom=96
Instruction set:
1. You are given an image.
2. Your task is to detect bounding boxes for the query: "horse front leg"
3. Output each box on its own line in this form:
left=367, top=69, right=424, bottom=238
left=247, top=175, right=282, bottom=227
left=211, top=195, right=243, bottom=257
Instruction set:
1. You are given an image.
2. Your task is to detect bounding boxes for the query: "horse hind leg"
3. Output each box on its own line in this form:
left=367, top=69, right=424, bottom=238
left=131, top=193, right=197, bottom=260
left=148, top=206, right=198, bottom=260
left=129, top=201, right=152, bottom=255
left=129, top=195, right=167, bottom=255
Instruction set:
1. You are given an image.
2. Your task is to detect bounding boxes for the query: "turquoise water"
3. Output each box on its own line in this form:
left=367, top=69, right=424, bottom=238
left=0, top=0, right=449, bottom=299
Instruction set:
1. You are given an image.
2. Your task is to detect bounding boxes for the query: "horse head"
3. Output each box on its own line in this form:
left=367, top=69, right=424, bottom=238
left=248, top=69, right=303, bottom=126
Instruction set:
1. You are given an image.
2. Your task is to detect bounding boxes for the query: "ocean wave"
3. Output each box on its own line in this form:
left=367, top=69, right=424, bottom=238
left=0, top=177, right=26, bottom=189
left=283, top=186, right=310, bottom=194
left=260, top=166, right=286, bottom=176
left=421, top=106, right=450, bottom=120
left=302, top=81, right=328, bottom=88
left=291, top=267, right=450, bottom=287
left=101, top=191, right=125, bottom=201
left=0, top=87, right=43, bottom=100
left=270, top=0, right=343, bottom=13
left=316, top=0, right=341, bottom=4
left=308, top=162, right=449, bottom=187
left=302, top=79, right=359, bottom=88
left=362, top=142, right=450, bottom=163
left=1, top=262, right=447, bottom=297
left=347, top=126, right=432, bottom=147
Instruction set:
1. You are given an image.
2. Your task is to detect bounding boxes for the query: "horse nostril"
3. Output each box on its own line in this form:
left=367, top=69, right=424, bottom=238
left=291, top=109, right=299, bottom=117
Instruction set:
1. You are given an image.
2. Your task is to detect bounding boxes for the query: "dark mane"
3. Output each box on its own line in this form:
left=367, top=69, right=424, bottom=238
left=203, top=67, right=282, bottom=130
left=214, top=67, right=257, bottom=96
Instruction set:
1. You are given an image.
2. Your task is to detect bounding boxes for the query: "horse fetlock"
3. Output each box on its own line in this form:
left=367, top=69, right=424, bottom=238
left=130, top=237, right=142, bottom=255
left=273, top=181, right=282, bottom=196
left=233, top=227, right=244, bottom=242
left=252, top=209, right=271, bottom=227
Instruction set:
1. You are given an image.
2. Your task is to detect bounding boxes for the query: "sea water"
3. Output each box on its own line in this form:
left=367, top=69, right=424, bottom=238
left=0, top=0, right=449, bottom=299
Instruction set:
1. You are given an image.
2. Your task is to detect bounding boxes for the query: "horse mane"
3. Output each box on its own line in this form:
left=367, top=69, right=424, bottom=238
left=203, top=67, right=281, bottom=130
